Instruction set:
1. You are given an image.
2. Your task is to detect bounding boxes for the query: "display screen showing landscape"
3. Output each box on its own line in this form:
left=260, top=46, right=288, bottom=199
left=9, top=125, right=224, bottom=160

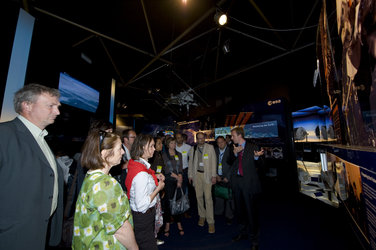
left=215, top=126, right=232, bottom=139
left=58, top=72, right=99, bottom=113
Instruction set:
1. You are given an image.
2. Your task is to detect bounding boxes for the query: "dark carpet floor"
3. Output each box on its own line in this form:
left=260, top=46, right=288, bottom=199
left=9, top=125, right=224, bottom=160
left=157, top=184, right=365, bottom=250
left=50, top=181, right=366, bottom=250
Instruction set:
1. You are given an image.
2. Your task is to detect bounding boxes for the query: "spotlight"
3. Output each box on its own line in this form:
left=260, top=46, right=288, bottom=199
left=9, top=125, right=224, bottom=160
left=214, top=12, right=227, bottom=26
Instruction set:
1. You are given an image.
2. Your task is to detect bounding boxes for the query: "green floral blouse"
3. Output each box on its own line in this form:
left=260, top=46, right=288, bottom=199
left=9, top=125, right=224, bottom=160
left=72, top=170, right=133, bottom=250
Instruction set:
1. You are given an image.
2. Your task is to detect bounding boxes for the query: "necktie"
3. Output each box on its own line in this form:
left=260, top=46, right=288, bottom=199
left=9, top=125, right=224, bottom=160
left=238, top=151, right=243, bottom=176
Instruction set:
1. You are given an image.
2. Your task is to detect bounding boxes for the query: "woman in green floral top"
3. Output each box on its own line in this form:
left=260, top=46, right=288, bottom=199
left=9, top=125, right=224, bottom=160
left=72, top=131, right=138, bottom=250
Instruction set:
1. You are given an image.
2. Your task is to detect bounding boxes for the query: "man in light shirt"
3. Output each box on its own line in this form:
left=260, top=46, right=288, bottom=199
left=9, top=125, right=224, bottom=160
left=0, top=84, right=63, bottom=249
left=188, top=132, right=217, bottom=233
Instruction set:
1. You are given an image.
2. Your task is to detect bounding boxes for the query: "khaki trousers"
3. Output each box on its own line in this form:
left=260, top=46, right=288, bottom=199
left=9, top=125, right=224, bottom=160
left=194, top=172, right=214, bottom=224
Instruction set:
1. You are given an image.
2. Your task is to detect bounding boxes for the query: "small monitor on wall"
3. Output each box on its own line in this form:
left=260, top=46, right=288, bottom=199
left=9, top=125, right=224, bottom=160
left=58, top=72, right=99, bottom=113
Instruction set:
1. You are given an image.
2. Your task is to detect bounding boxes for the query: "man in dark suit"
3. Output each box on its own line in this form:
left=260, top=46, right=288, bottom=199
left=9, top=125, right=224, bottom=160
left=214, top=136, right=235, bottom=224
left=230, top=127, right=264, bottom=250
left=0, top=84, right=63, bottom=249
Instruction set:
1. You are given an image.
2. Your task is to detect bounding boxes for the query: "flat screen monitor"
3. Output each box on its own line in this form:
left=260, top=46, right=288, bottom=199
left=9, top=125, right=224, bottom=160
left=215, top=126, right=232, bottom=139
left=292, top=106, right=336, bottom=142
left=58, top=72, right=99, bottom=113
left=244, top=120, right=278, bottom=138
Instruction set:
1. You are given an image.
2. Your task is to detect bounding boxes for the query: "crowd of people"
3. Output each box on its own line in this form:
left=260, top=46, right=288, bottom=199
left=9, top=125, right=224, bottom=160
left=0, top=84, right=264, bottom=250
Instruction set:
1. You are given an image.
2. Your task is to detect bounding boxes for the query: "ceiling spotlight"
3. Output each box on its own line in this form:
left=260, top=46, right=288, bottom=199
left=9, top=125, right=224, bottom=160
left=214, top=12, right=227, bottom=26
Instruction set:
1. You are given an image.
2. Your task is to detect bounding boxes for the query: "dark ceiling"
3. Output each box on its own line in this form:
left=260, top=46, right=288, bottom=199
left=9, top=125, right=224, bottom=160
left=5, top=0, right=334, bottom=124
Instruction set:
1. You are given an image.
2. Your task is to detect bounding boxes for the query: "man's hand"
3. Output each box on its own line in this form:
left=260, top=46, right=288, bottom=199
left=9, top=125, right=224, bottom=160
left=233, top=145, right=243, bottom=155
left=211, top=177, right=217, bottom=185
left=189, top=177, right=193, bottom=185
left=223, top=177, right=229, bottom=183
left=216, top=175, right=222, bottom=182
left=254, top=149, right=264, bottom=157
left=171, top=172, right=178, bottom=179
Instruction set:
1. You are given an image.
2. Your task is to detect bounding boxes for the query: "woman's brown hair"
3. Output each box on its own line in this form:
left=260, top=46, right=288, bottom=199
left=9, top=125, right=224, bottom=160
left=130, top=134, right=154, bottom=160
left=81, top=131, right=120, bottom=170
left=165, top=136, right=176, bottom=149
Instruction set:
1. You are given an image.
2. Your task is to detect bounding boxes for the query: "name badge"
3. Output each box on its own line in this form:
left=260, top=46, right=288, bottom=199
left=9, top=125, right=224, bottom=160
left=156, top=165, right=162, bottom=173
left=174, top=155, right=179, bottom=161
left=218, top=163, right=223, bottom=175
left=203, top=153, right=209, bottom=160
left=199, top=162, right=204, bottom=167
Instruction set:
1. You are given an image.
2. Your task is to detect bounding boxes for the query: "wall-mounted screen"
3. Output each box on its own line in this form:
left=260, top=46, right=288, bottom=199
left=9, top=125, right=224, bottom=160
left=244, top=120, right=278, bottom=139
left=215, top=126, right=232, bottom=139
left=292, top=106, right=336, bottom=142
left=58, top=72, right=99, bottom=113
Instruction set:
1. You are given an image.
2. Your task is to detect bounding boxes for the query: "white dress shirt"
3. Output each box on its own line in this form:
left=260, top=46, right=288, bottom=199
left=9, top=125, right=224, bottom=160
left=129, top=158, right=157, bottom=213
left=176, top=143, right=191, bottom=169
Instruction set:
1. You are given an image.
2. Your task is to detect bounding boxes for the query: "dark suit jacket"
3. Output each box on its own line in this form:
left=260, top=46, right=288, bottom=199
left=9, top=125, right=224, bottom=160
left=215, top=145, right=235, bottom=181
left=0, top=118, right=63, bottom=249
left=230, top=142, right=263, bottom=194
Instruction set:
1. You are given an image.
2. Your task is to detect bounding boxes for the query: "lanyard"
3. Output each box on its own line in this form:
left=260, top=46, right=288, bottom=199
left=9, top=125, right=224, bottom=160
left=219, top=152, right=224, bottom=164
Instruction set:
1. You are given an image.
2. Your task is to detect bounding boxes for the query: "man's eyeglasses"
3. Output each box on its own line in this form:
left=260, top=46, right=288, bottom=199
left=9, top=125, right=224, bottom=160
left=99, top=130, right=107, bottom=151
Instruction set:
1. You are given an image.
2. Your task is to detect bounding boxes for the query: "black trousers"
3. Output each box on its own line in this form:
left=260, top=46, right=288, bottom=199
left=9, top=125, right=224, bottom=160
left=132, top=207, right=157, bottom=250
left=232, top=175, right=260, bottom=246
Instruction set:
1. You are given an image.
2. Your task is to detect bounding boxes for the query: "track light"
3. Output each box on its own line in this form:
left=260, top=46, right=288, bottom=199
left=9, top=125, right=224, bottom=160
left=214, top=12, right=227, bottom=26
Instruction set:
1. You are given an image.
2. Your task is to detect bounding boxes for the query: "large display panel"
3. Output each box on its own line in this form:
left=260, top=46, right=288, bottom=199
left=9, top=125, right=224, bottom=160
left=58, top=72, right=99, bottom=113
left=244, top=120, right=278, bottom=139
left=292, top=106, right=336, bottom=143
left=214, top=126, right=232, bottom=139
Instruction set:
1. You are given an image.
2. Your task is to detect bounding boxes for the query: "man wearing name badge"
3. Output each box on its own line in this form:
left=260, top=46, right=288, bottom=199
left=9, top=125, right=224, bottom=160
left=230, top=127, right=264, bottom=250
left=0, top=84, right=64, bottom=249
left=214, top=136, right=235, bottom=225
left=188, top=132, right=217, bottom=233
left=175, top=132, right=192, bottom=217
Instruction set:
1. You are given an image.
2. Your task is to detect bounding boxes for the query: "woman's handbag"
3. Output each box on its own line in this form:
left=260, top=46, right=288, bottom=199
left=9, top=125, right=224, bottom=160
left=170, top=187, right=190, bottom=215
left=214, top=184, right=232, bottom=200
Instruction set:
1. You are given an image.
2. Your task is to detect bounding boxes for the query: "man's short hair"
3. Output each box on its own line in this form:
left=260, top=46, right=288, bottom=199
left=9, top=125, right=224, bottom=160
left=14, top=83, right=60, bottom=114
left=231, top=127, right=245, bottom=138
left=216, top=136, right=225, bottom=142
left=122, top=129, right=134, bottom=140
left=89, top=119, right=113, bottom=133
left=196, top=131, right=206, bottom=139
